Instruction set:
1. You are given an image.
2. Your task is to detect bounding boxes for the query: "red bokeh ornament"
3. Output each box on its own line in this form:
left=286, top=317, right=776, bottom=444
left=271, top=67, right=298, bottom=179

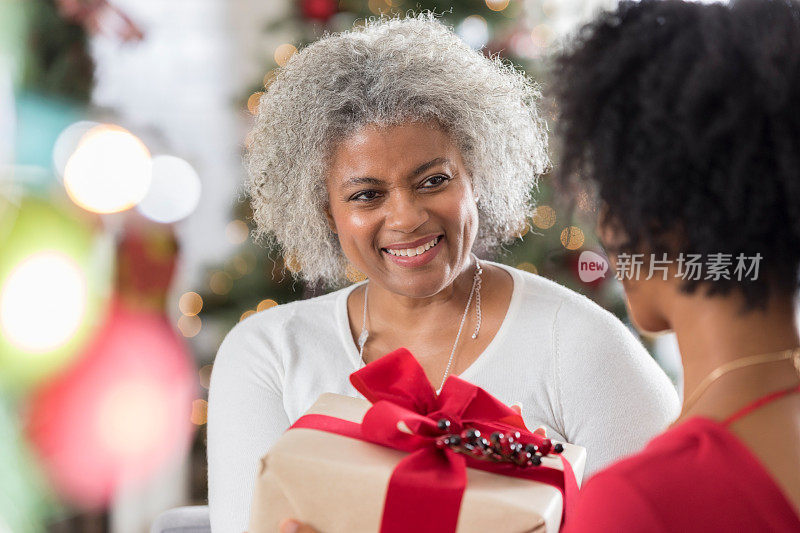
left=300, top=0, right=338, bottom=22
left=23, top=299, right=198, bottom=510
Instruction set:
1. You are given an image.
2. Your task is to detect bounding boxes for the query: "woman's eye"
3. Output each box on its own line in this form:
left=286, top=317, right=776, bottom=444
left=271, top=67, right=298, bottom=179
left=351, top=190, right=380, bottom=202
left=421, top=175, right=450, bottom=188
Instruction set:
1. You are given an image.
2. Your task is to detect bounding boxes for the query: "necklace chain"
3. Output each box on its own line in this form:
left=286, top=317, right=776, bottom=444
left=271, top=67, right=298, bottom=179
left=357, top=254, right=483, bottom=395
left=681, top=347, right=800, bottom=417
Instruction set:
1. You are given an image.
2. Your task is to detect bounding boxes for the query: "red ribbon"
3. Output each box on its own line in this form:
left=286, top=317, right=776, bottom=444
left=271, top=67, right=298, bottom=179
left=290, top=348, right=578, bottom=533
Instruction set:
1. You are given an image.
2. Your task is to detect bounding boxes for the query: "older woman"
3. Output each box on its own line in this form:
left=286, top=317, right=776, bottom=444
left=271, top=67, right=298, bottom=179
left=207, top=13, right=678, bottom=533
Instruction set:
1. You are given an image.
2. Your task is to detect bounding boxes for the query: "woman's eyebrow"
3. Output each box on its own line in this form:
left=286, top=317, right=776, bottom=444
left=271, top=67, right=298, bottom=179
left=341, top=157, right=451, bottom=188
left=410, top=157, right=450, bottom=177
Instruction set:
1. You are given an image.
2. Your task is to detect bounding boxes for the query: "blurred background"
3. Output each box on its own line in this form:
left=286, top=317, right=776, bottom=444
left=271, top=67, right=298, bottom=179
left=0, top=0, right=688, bottom=531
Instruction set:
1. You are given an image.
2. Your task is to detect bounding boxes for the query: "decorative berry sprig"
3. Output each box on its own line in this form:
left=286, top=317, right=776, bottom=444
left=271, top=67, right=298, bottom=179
left=433, top=419, right=564, bottom=468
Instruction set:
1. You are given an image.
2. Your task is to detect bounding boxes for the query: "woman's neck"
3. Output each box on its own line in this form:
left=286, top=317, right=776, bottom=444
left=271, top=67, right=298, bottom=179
left=669, top=291, right=800, bottom=424
left=365, top=257, right=480, bottom=332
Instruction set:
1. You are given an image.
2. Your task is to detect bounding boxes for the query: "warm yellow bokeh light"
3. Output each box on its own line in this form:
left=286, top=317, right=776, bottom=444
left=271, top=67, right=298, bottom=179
left=560, top=226, right=586, bottom=250
left=63, top=125, right=152, bottom=214
left=247, top=92, right=263, bottom=115
left=274, top=44, right=297, bottom=67
left=284, top=254, right=302, bottom=273
left=257, top=299, right=278, bottom=312
left=486, top=0, right=510, bottom=11
left=263, top=70, right=278, bottom=89
left=0, top=251, right=87, bottom=353
left=178, top=292, right=203, bottom=316
left=95, top=379, right=170, bottom=458
left=198, top=364, right=213, bottom=389
left=240, top=309, right=256, bottom=322
left=531, top=205, right=556, bottom=229
left=345, top=264, right=367, bottom=283
left=516, top=262, right=538, bottom=275
left=226, top=255, right=251, bottom=278
left=177, top=314, right=202, bottom=338
left=209, top=271, right=233, bottom=295
left=190, top=399, right=208, bottom=426
left=225, top=220, right=249, bottom=245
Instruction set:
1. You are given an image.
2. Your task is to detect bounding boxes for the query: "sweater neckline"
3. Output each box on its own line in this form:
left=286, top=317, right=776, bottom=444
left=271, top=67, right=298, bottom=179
left=335, top=260, right=524, bottom=382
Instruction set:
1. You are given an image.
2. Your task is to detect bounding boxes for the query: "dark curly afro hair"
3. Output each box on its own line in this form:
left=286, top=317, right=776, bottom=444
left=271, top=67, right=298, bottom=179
left=551, top=0, right=800, bottom=311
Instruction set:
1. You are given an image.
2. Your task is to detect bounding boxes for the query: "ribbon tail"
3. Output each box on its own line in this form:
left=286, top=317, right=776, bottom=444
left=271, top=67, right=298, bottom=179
left=379, top=448, right=467, bottom=533
left=560, top=455, right=579, bottom=527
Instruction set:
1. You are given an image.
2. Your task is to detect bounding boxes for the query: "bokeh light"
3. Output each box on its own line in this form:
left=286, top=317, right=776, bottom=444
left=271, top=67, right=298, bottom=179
left=24, top=301, right=197, bottom=510
left=532, top=205, right=556, bottom=229
left=247, top=92, right=262, bottom=115
left=345, top=264, right=367, bottom=283
left=52, top=121, right=100, bottom=178
left=457, top=15, right=489, bottom=49
left=273, top=44, right=297, bottom=67
left=256, top=299, right=278, bottom=312
left=136, top=155, right=202, bottom=224
left=209, top=271, right=233, bottom=295
left=485, top=0, right=510, bottom=11
left=240, top=309, right=256, bottom=322
left=190, top=399, right=208, bottom=426
left=0, top=198, right=112, bottom=392
left=198, top=364, right=213, bottom=389
left=63, top=125, right=152, bottom=214
left=178, top=291, right=203, bottom=316
left=560, top=226, right=585, bottom=250
left=0, top=251, right=86, bottom=352
left=177, top=314, right=201, bottom=338
left=516, top=262, right=538, bottom=275
left=284, top=254, right=302, bottom=274
left=225, top=220, right=249, bottom=245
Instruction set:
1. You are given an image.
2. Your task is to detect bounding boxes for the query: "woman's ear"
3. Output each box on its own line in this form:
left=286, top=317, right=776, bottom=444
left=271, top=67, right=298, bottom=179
left=324, top=204, right=338, bottom=234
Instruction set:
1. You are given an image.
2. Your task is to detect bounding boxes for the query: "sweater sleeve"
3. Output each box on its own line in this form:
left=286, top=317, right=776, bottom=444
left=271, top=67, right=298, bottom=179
left=553, top=298, right=680, bottom=477
left=206, top=316, right=290, bottom=533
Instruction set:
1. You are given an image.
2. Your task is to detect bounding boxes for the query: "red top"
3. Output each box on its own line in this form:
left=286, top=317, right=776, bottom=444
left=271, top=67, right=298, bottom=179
left=562, top=385, right=800, bottom=532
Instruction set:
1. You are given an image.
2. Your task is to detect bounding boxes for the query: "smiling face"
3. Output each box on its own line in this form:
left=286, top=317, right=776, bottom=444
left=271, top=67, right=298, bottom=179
left=324, top=121, right=479, bottom=298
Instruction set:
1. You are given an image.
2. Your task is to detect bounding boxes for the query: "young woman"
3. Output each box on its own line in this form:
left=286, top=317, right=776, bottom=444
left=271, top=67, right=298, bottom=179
left=552, top=0, right=800, bottom=530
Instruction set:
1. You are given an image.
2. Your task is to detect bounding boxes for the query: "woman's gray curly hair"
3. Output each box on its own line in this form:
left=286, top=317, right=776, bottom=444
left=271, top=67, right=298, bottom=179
left=244, top=12, right=549, bottom=287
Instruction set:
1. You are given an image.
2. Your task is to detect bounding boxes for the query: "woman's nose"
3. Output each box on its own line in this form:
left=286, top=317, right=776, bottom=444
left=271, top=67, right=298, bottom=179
left=384, top=191, right=429, bottom=233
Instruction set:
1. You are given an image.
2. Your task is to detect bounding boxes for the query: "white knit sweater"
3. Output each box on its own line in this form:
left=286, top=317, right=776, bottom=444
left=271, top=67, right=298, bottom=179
left=207, top=262, right=680, bottom=533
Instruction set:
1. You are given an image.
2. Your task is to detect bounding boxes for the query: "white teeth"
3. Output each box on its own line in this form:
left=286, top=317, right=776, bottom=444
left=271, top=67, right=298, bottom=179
left=385, top=236, right=440, bottom=257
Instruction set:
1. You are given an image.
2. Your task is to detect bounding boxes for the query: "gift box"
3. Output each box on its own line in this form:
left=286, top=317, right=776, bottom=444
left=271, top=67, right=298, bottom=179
left=248, top=349, right=586, bottom=533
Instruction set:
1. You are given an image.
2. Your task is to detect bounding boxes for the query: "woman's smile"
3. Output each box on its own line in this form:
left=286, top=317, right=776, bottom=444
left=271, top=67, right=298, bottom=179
left=381, top=234, right=445, bottom=268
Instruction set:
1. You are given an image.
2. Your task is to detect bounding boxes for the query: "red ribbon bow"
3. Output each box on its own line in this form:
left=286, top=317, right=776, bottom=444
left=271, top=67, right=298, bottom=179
left=291, top=348, right=578, bottom=532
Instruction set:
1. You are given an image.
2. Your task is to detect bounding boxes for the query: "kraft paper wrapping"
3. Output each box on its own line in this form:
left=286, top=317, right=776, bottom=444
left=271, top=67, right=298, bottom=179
left=248, top=393, right=586, bottom=533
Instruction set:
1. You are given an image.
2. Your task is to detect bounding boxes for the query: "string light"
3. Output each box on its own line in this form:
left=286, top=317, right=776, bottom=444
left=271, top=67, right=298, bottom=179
left=560, top=226, right=585, bottom=250
left=257, top=299, right=278, bottom=312
left=531, top=205, right=556, bottom=229
left=225, top=220, right=249, bottom=245
left=178, top=292, right=203, bottom=316
left=209, top=272, right=233, bottom=295
left=190, top=399, right=208, bottom=426
left=274, top=44, right=297, bottom=67
left=177, top=315, right=201, bottom=337
left=485, top=0, right=510, bottom=11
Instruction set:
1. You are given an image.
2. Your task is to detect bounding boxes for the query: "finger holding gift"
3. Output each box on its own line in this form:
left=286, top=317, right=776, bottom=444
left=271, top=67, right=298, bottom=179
left=279, top=519, right=318, bottom=533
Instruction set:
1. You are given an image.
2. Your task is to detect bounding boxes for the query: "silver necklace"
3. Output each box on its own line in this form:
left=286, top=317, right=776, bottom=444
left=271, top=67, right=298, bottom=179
left=357, top=254, right=483, bottom=395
